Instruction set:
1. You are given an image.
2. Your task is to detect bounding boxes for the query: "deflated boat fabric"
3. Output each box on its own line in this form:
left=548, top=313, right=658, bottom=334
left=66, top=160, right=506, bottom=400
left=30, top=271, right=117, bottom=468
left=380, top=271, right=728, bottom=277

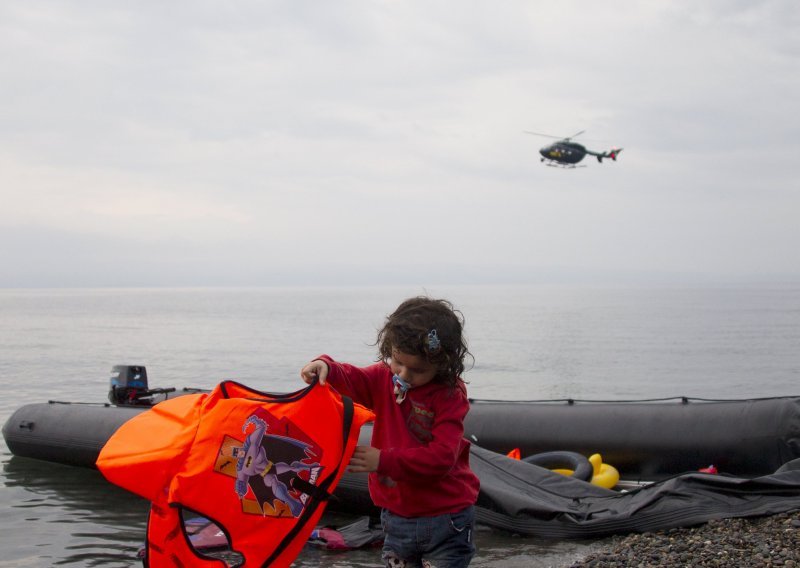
left=471, top=445, right=800, bottom=538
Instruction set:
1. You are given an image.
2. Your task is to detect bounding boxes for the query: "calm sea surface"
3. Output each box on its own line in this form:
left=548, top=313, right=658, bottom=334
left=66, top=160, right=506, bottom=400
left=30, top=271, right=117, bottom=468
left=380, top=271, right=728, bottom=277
left=2, top=285, right=799, bottom=566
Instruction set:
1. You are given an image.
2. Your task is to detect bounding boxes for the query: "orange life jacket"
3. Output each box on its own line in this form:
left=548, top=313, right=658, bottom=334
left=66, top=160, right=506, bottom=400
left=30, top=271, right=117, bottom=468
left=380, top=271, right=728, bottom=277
left=97, top=381, right=373, bottom=567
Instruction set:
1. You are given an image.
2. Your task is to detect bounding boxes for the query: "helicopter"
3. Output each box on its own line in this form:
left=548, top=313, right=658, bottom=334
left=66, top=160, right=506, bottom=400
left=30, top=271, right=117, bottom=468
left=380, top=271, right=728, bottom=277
left=525, top=130, right=623, bottom=168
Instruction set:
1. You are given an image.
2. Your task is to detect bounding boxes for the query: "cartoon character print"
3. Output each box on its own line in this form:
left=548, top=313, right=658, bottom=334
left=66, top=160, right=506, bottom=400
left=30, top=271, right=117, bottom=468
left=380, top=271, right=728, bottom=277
left=216, top=412, right=322, bottom=518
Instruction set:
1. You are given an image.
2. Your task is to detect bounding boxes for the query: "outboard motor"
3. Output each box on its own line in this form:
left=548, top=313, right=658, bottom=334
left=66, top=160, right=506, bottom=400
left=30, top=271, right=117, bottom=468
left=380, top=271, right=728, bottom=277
left=108, top=365, right=152, bottom=406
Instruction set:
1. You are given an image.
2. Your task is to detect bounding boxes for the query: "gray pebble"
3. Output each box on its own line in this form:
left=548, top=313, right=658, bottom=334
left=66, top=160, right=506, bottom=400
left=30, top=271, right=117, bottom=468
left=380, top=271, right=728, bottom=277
left=568, top=510, right=800, bottom=568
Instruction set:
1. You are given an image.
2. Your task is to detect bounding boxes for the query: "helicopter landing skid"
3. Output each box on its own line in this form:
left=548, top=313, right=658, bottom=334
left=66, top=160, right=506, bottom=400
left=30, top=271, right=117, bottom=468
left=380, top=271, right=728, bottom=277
left=543, top=161, right=585, bottom=169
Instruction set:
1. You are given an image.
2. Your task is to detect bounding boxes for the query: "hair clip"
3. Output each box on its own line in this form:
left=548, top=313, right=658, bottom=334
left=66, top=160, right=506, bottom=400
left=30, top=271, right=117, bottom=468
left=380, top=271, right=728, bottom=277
left=392, top=374, right=410, bottom=404
left=426, top=329, right=441, bottom=351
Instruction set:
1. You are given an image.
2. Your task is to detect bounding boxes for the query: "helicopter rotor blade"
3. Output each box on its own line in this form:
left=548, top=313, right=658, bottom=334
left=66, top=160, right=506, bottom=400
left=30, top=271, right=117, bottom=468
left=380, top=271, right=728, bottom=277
left=523, top=130, right=563, bottom=139
left=524, top=130, right=587, bottom=141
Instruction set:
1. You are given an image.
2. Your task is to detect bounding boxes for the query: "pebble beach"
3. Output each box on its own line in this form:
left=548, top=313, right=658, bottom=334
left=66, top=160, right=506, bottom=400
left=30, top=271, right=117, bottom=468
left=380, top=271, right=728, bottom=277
left=568, top=511, right=800, bottom=567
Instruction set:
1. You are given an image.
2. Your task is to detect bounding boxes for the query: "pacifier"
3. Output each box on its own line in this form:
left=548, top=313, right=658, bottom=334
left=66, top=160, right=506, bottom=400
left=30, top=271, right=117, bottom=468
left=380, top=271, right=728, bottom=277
left=392, top=374, right=411, bottom=404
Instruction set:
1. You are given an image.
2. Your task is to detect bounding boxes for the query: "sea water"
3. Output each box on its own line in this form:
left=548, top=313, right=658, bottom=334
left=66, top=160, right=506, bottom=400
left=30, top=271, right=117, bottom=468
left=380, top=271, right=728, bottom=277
left=1, top=285, right=799, bottom=566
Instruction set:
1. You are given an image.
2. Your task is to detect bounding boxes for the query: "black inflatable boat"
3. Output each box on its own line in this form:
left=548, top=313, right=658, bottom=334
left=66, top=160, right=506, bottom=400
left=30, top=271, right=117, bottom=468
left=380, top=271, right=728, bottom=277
left=5, top=365, right=800, bottom=538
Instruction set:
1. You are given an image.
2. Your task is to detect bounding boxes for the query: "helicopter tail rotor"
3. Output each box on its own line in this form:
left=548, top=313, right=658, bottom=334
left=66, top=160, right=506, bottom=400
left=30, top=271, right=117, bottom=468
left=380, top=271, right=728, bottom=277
left=603, top=147, right=623, bottom=161
left=595, top=147, right=623, bottom=163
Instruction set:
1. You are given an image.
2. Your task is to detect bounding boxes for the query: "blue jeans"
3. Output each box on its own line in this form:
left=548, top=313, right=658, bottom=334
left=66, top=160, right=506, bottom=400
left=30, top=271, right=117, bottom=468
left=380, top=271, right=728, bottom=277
left=380, top=506, right=476, bottom=568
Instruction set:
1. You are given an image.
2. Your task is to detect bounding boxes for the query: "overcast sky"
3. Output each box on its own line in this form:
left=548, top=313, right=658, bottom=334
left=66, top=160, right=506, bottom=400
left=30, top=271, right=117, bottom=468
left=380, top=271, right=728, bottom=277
left=2, top=1, right=798, bottom=287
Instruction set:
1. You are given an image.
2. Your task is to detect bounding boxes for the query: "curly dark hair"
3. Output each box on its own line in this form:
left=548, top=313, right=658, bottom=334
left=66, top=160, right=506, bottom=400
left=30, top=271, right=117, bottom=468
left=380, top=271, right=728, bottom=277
left=375, top=296, right=472, bottom=387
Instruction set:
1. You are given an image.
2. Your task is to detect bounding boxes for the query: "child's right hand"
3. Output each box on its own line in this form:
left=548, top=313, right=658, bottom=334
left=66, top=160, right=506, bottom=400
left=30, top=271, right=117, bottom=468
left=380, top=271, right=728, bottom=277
left=300, top=360, right=329, bottom=385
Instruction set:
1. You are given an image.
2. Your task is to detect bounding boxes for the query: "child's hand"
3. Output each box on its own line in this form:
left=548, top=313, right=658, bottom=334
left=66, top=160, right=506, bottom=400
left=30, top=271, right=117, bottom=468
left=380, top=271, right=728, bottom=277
left=348, top=445, right=380, bottom=473
left=300, top=360, right=328, bottom=385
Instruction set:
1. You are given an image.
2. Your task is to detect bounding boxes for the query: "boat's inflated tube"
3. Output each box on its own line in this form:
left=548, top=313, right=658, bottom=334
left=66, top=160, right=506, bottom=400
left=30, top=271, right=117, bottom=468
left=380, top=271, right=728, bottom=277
left=6, top=395, right=800, bottom=480
left=522, top=451, right=593, bottom=481
left=3, top=402, right=144, bottom=467
left=465, top=397, right=800, bottom=478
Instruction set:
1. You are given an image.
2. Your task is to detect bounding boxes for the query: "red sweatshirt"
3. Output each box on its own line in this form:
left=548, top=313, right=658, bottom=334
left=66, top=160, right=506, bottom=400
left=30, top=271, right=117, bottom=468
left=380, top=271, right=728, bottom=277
left=316, top=355, right=480, bottom=518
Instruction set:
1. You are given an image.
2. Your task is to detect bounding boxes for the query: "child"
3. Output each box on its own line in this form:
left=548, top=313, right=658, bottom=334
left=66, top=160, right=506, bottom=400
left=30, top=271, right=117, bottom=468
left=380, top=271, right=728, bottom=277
left=300, top=296, right=480, bottom=568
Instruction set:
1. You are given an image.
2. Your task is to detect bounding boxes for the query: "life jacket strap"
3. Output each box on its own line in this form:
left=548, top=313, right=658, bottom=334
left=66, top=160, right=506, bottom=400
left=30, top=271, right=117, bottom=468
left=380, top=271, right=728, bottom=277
left=261, top=394, right=355, bottom=566
left=291, top=477, right=337, bottom=502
